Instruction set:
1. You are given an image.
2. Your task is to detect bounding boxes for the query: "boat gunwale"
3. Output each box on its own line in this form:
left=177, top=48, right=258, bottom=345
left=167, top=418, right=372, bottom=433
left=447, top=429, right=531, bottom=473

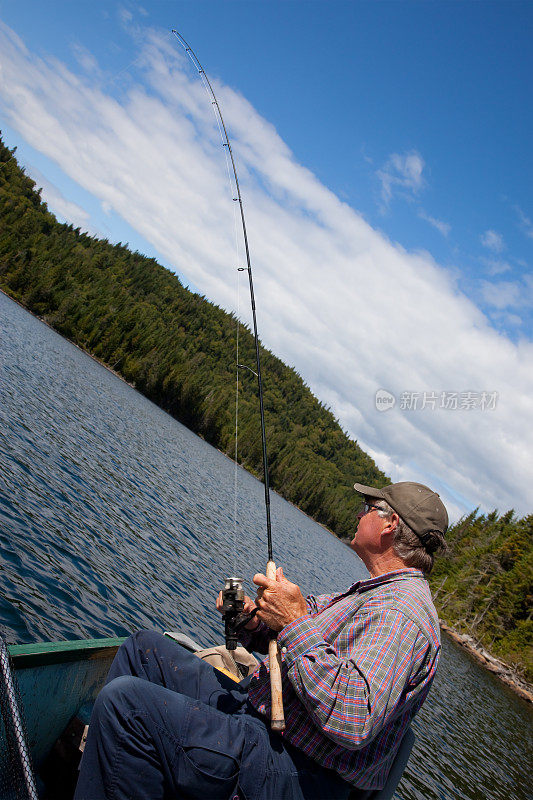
left=8, top=637, right=127, bottom=668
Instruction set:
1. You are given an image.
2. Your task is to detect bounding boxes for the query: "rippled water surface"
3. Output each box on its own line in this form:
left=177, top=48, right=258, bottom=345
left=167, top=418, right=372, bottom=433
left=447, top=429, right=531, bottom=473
left=0, top=292, right=531, bottom=799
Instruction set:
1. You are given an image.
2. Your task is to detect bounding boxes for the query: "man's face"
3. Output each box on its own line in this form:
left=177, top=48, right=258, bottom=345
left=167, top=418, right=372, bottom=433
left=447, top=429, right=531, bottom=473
left=350, top=500, right=386, bottom=557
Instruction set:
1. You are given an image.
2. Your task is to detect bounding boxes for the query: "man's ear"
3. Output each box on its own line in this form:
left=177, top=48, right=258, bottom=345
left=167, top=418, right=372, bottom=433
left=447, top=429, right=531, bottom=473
left=381, top=512, right=400, bottom=539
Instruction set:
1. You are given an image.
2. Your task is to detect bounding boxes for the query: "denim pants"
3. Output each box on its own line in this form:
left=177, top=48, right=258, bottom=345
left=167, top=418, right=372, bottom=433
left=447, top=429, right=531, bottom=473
left=74, top=630, right=351, bottom=800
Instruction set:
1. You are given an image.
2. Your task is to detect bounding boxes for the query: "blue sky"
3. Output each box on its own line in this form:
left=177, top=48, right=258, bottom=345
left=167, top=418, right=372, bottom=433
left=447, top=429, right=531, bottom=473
left=0, top=1, right=532, bottom=521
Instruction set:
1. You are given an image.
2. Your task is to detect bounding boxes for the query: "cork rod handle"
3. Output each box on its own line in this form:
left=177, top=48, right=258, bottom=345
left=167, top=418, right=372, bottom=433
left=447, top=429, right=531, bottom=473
left=266, top=560, right=285, bottom=731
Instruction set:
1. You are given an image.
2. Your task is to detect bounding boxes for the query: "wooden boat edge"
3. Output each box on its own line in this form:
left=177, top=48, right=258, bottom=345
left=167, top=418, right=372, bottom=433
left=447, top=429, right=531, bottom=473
left=8, top=637, right=127, bottom=668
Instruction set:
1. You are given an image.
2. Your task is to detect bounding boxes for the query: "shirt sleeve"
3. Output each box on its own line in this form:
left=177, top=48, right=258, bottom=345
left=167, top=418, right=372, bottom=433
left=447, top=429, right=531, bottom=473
left=238, top=593, right=334, bottom=651
left=237, top=619, right=271, bottom=654
left=277, top=608, right=426, bottom=749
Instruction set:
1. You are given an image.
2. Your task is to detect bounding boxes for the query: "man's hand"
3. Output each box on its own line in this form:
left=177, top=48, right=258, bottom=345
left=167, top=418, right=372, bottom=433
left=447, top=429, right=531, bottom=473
left=253, top=567, right=308, bottom=632
left=215, top=591, right=260, bottom=630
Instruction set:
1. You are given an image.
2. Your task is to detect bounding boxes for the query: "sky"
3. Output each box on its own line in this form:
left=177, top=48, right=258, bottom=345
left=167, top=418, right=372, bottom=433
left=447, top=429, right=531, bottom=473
left=0, top=0, right=532, bottom=523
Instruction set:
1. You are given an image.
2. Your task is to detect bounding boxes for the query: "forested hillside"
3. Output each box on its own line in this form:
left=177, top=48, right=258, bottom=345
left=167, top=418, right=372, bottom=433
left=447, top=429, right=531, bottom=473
left=430, top=510, right=532, bottom=682
left=0, top=136, right=387, bottom=538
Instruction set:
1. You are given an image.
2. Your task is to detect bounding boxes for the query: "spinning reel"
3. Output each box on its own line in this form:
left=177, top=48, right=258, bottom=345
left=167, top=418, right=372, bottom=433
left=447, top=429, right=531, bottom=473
left=221, top=577, right=257, bottom=651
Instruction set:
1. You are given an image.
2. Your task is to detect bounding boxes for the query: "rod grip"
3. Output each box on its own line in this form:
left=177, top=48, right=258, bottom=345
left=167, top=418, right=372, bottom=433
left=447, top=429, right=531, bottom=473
left=266, top=560, right=285, bottom=731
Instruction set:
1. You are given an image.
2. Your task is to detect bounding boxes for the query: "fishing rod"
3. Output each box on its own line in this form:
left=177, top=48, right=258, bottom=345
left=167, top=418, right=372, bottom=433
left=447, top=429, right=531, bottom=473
left=171, top=29, right=285, bottom=732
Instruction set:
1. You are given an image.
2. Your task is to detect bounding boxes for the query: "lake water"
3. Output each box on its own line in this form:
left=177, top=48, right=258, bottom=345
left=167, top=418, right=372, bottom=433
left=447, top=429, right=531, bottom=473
left=0, top=291, right=531, bottom=799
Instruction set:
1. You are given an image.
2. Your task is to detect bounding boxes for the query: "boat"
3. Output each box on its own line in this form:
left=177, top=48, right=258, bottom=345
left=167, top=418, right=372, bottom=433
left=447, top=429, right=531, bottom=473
left=1, top=633, right=414, bottom=799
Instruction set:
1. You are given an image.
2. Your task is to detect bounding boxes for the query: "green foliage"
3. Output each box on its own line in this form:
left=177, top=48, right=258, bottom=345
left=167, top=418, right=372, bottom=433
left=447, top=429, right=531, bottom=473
left=0, top=135, right=388, bottom=540
left=430, top=510, right=533, bottom=682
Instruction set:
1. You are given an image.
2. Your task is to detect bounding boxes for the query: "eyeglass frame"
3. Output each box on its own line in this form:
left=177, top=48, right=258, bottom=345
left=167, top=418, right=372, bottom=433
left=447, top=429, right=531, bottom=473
left=358, top=501, right=382, bottom=516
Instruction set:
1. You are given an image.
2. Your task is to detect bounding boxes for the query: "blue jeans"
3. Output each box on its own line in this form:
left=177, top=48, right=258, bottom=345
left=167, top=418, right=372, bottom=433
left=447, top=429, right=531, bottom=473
left=74, top=631, right=351, bottom=800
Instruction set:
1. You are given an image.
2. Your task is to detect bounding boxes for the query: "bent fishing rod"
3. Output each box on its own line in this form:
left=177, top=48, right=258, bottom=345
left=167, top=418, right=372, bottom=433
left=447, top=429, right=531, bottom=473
left=171, top=29, right=285, bottom=732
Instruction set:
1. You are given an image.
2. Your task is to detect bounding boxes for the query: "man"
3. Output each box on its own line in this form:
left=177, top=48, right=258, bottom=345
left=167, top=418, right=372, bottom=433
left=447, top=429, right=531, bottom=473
left=75, top=481, right=447, bottom=800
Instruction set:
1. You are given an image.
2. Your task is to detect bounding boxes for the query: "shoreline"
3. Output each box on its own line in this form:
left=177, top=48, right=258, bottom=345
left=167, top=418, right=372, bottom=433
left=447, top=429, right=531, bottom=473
left=0, top=288, right=138, bottom=390
left=440, top=622, right=532, bottom=705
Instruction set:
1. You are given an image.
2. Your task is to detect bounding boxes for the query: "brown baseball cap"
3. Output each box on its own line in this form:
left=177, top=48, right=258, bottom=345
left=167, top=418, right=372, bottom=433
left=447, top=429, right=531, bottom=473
left=353, top=481, right=448, bottom=544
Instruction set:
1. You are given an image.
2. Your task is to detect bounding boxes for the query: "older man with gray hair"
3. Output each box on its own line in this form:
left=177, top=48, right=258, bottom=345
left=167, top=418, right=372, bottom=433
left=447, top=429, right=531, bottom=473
left=351, top=480, right=447, bottom=574
left=76, top=481, right=448, bottom=800
left=240, top=480, right=448, bottom=795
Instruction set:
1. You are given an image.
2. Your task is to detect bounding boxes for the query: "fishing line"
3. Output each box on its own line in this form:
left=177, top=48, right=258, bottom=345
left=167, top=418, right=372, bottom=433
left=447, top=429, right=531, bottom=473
left=171, top=28, right=274, bottom=562
left=171, top=30, right=285, bottom=729
left=101, top=49, right=147, bottom=90
left=184, top=36, right=245, bottom=576
left=229, top=108, right=243, bottom=579
left=233, top=237, right=241, bottom=575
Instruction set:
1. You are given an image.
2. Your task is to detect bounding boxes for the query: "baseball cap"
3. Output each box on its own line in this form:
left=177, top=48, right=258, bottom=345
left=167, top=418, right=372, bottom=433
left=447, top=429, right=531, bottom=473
left=353, top=481, right=448, bottom=545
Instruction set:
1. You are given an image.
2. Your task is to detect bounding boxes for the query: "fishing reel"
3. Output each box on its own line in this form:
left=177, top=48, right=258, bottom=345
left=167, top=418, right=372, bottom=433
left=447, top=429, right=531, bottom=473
left=221, top=577, right=257, bottom=651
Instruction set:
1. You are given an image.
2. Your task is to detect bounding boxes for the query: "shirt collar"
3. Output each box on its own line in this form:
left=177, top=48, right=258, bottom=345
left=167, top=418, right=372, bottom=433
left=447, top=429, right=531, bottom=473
left=347, top=568, right=425, bottom=596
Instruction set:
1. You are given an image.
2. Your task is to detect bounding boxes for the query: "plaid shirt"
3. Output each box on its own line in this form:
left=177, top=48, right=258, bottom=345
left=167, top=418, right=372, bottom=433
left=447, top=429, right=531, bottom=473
left=239, top=569, right=440, bottom=790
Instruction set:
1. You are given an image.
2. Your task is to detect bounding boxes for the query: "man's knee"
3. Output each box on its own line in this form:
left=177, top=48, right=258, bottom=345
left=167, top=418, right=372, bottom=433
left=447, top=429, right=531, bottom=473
left=127, top=628, right=167, bottom=651
left=94, top=675, right=145, bottom=725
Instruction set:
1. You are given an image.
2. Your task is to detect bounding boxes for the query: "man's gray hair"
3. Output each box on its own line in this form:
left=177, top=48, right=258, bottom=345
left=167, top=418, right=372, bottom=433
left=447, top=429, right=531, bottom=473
left=375, top=500, right=446, bottom=574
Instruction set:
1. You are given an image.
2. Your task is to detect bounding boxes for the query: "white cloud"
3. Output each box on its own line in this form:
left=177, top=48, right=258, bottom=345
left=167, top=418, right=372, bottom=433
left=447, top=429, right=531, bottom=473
left=480, top=229, right=505, bottom=252
left=70, top=42, right=101, bottom=76
left=418, top=210, right=450, bottom=237
left=492, top=311, right=523, bottom=328
left=377, top=151, right=425, bottom=206
left=481, top=257, right=511, bottom=276
left=480, top=280, right=521, bottom=309
left=480, top=276, right=533, bottom=330
left=515, top=206, right=533, bottom=240
left=118, top=7, right=133, bottom=26
left=1, top=21, right=532, bottom=521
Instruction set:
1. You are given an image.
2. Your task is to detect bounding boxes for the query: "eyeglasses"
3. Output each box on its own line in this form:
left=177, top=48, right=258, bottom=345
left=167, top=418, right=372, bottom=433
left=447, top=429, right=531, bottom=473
left=358, top=502, right=381, bottom=516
